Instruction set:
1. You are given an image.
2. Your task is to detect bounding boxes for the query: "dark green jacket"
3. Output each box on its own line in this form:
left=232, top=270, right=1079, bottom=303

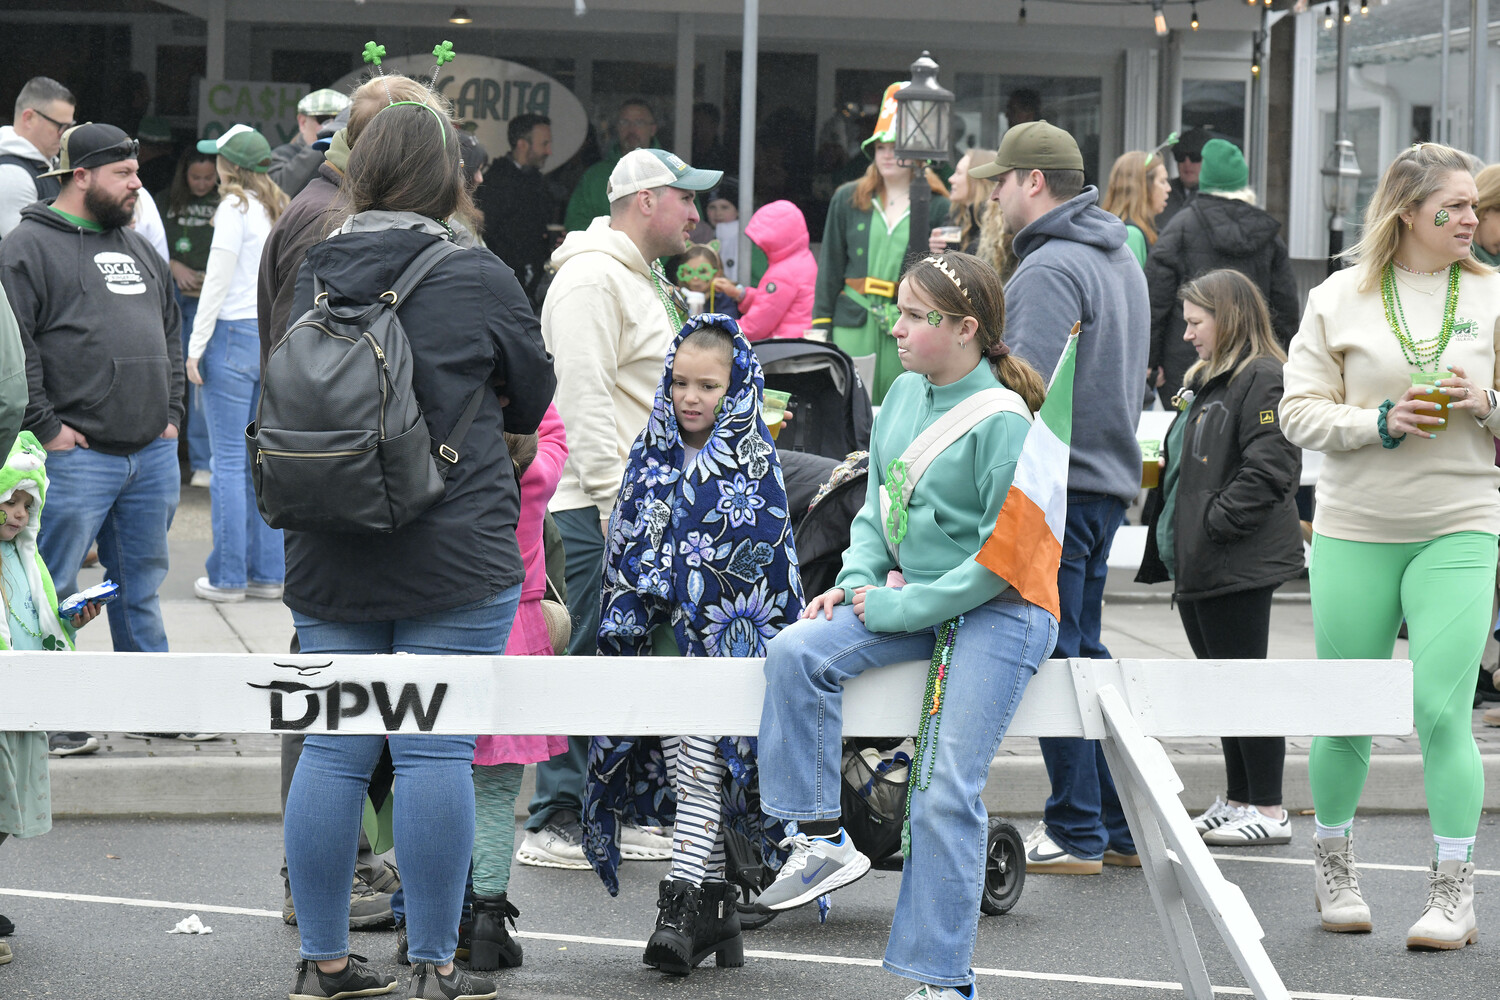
left=813, top=181, right=949, bottom=329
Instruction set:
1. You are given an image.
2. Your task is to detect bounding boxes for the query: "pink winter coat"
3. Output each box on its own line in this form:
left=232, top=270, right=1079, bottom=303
left=736, top=200, right=817, bottom=341
left=475, top=404, right=572, bottom=766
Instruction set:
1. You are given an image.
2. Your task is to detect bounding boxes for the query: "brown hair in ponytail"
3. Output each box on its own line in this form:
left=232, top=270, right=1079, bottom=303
left=899, top=250, right=1046, bottom=413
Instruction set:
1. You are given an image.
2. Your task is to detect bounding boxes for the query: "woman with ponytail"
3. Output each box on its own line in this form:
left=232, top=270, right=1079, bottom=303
left=752, top=250, right=1058, bottom=1000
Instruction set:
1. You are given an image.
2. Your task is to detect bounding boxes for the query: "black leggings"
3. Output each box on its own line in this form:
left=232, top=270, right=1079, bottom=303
left=1177, top=585, right=1285, bottom=807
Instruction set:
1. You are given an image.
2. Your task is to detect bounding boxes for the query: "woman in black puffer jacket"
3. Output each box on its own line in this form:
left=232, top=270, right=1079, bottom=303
left=1138, top=269, right=1303, bottom=849
left=1146, top=139, right=1301, bottom=409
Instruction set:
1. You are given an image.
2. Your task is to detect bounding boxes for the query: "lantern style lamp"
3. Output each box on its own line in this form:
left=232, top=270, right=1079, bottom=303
left=893, top=51, right=955, bottom=164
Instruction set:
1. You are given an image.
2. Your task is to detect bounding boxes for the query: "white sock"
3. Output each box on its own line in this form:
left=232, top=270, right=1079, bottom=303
left=1434, top=835, right=1475, bottom=863
left=1314, top=818, right=1352, bottom=841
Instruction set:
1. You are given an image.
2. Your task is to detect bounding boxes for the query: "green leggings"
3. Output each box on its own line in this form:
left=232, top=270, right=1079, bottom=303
left=1308, top=531, right=1495, bottom=838
left=473, top=763, right=524, bottom=896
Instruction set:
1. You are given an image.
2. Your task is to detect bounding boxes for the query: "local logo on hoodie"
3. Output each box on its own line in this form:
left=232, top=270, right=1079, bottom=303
left=94, top=251, right=146, bottom=295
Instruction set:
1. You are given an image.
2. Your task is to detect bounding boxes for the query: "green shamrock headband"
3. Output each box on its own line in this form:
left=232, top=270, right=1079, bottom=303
left=1144, top=130, right=1179, bottom=169
left=430, top=40, right=456, bottom=88
left=382, top=100, right=449, bottom=148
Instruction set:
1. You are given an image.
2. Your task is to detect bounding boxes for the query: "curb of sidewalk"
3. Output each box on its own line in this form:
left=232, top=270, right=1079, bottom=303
left=48, top=752, right=1500, bottom=819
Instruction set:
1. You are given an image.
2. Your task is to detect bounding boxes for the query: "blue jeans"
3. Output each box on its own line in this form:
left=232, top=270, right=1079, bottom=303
left=176, top=291, right=212, bottom=474
left=38, top=436, right=179, bottom=652
left=524, top=505, right=601, bottom=830
left=200, top=318, right=283, bottom=589
left=1038, top=492, right=1134, bottom=859
left=283, top=585, right=521, bottom=965
left=758, top=593, right=1057, bottom=988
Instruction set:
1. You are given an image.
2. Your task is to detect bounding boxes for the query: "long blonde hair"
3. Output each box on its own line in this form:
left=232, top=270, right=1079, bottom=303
left=850, top=160, right=948, bottom=213
left=218, top=160, right=289, bottom=226
left=1345, top=142, right=1491, bottom=290
left=900, top=250, right=1046, bottom=412
left=1180, top=269, right=1286, bottom=388
left=949, top=149, right=998, bottom=247
left=1101, top=150, right=1163, bottom=244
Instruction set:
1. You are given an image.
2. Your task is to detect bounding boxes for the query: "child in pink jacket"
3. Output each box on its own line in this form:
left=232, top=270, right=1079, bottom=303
left=712, top=199, right=816, bottom=341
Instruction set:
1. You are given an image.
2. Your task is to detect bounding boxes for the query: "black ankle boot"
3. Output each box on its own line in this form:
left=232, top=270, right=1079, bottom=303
left=468, top=892, right=522, bottom=971
left=643, top=878, right=702, bottom=975
left=691, top=881, right=745, bottom=970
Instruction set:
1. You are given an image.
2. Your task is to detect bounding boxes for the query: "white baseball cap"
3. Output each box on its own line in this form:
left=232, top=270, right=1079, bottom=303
left=607, top=148, right=723, bottom=203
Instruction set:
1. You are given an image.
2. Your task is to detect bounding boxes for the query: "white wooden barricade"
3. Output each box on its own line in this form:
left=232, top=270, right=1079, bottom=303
left=2, top=652, right=1411, bottom=1000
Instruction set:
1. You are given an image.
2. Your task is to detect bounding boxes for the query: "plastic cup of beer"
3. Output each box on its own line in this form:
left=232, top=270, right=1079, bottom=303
left=1410, top=372, right=1449, bottom=432
left=1140, top=438, right=1161, bottom=488
left=936, top=225, right=963, bottom=246
left=763, top=389, right=791, bottom=441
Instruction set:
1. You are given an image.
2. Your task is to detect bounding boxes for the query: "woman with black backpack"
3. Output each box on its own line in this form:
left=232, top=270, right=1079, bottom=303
left=275, top=100, right=554, bottom=1000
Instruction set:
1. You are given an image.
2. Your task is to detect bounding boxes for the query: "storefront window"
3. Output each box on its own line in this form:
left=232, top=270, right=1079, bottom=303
left=1182, top=78, right=1247, bottom=148
left=953, top=73, right=1103, bottom=187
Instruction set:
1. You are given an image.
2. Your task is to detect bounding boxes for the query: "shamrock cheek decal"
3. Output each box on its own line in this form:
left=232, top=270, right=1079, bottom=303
left=926, top=310, right=943, bottom=327
left=1435, top=209, right=1450, bottom=228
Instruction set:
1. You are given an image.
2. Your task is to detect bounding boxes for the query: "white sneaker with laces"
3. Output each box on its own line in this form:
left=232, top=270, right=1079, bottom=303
left=1023, top=822, right=1102, bottom=874
left=193, top=577, right=245, bottom=603
left=619, top=823, right=672, bottom=861
left=753, top=829, right=870, bottom=911
left=1202, top=806, right=1291, bottom=846
left=1313, top=835, right=1372, bottom=932
left=1406, top=859, right=1478, bottom=950
left=1191, top=796, right=1235, bottom=835
left=902, top=984, right=976, bottom=999
left=515, top=814, right=589, bottom=870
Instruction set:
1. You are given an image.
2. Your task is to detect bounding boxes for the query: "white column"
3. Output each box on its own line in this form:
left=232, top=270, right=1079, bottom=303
left=205, top=0, right=226, bottom=82
left=1471, top=0, right=1489, bottom=157
left=1122, top=47, right=1159, bottom=155
left=1287, top=11, right=1323, bottom=260
left=737, top=0, right=759, bottom=272
left=675, top=14, right=696, bottom=160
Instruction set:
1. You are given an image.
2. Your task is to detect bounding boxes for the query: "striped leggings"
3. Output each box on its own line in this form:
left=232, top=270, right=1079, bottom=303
left=663, top=735, right=727, bottom=885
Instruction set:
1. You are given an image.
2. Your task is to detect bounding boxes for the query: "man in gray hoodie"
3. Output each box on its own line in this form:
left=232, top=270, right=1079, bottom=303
left=973, top=121, right=1150, bottom=874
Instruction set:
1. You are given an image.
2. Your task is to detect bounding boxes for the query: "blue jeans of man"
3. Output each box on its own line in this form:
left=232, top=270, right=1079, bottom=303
left=524, top=505, right=601, bottom=831
left=1038, top=492, right=1134, bottom=859
left=176, top=290, right=212, bottom=474
left=201, top=319, right=283, bottom=589
left=283, top=585, right=520, bottom=965
left=758, top=593, right=1057, bottom=988
left=38, top=436, right=179, bottom=652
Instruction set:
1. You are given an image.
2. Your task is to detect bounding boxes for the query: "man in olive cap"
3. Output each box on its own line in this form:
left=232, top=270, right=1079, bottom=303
left=974, top=120, right=1151, bottom=876
left=270, top=88, right=349, bottom=198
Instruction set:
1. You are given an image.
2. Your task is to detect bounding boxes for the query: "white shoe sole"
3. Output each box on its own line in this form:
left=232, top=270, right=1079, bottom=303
left=761, top=851, right=872, bottom=911
left=619, top=843, right=672, bottom=861
left=514, top=847, right=590, bottom=871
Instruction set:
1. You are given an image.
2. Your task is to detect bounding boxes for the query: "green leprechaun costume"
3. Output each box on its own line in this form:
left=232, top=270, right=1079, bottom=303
left=812, top=82, right=949, bottom=404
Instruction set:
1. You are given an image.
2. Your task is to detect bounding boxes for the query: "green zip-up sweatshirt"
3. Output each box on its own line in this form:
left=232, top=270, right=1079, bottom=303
left=835, top=362, right=1030, bottom=634
left=813, top=182, right=950, bottom=329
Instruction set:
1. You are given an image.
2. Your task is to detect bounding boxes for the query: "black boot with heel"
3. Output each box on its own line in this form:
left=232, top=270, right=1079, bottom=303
left=691, top=880, right=744, bottom=970
left=467, top=892, right=522, bottom=971
left=642, top=878, right=702, bottom=974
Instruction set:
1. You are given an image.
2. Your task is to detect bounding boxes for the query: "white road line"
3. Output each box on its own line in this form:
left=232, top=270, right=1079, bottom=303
left=1209, top=854, right=1500, bottom=877
left=0, top=887, right=1416, bottom=1000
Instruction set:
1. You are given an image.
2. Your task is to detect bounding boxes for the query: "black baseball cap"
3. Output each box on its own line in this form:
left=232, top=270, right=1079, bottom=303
left=39, top=123, right=139, bottom=179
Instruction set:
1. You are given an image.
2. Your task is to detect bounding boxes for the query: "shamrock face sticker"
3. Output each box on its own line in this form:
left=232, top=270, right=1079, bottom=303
left=1435, top=209, right=1450, bottom=228
left=926, top=310, right=943, bottom=327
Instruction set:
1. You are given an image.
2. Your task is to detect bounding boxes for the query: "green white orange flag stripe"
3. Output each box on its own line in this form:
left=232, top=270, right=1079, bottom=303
left=975, top=323, right=1079, bottom=621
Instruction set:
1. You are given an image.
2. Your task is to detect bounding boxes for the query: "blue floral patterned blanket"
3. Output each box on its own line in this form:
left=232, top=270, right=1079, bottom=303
left=583, top=313, right=805, bottom=895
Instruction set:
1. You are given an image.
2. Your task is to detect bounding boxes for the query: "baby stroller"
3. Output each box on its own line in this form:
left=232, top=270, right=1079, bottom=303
left=753, top=338, right=873, bottom=460
left=727, top=454, right=1026, bottom=926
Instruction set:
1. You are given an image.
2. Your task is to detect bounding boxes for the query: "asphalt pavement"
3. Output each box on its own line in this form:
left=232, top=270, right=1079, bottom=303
left=0, top=814, right=1492, bottom=1000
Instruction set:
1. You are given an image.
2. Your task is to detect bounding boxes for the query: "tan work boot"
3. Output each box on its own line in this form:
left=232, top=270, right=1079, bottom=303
left=1406, top=859, right=1478, bottom=950
left=1313, top=835, right=1372, bottom=932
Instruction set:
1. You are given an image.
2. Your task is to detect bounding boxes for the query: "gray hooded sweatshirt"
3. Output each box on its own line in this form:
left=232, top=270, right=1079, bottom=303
left=1004, top=187, right=1150, bottom=504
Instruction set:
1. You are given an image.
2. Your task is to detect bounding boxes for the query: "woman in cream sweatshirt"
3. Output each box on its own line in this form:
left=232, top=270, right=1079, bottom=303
left=1281, top=142, right=1500, bottom=952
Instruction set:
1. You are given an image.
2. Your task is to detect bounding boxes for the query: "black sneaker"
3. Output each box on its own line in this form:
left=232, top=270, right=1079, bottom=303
left=406, top=962, right=496, bottom=1000
left=48, top=732, right=99, bottom=756
left=288, top=954, right=397, bottom=999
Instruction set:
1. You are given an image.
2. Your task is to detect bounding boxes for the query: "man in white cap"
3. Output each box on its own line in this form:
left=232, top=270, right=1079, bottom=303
left=518, top=147, right=720, bottom=869
left=269, top=88, right=349, bottom=198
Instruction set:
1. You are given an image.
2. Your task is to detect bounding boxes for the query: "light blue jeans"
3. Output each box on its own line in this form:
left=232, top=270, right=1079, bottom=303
left=283, top=585, right=520, bottom=965
left=175, top=290, right=212, bottom=474
left=200, top=318, right=283, bottom=589
left=38, top=436, right=179, bottom=652
left=758, top=592, right=1058, bottom=988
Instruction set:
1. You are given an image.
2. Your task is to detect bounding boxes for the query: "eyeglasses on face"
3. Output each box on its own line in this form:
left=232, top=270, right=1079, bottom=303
left=30, top=108, right=76, bottom=132
left=677, top=263, right=717, bottom=282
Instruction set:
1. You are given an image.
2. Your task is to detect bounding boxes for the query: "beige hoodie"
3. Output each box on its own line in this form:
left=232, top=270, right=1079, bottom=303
left=1282, top=264, right=1500, bottom=543
left=542, top=217, right=677, bottom=521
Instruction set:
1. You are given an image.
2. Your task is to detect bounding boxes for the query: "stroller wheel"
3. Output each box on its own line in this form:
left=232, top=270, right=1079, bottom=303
left=980, top=816, right=1025, bottom=916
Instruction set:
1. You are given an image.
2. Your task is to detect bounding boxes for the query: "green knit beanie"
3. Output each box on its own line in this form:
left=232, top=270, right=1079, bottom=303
left=1197, top=138, right=1248, bottom=194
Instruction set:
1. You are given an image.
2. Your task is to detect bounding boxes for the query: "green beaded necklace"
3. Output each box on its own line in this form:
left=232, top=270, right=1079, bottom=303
left=649, top=264, right=686, bottom=331
left=901, top=614, right=962, bottom=858
left=1381, top=261, right=1462, bottom=374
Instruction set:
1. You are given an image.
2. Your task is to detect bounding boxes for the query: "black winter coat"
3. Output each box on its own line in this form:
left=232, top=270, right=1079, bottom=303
left=285, top=227, right=556, bottom=622
left=1145, top=196, right=1301, bottom=398
left=1137, top=355, right=1303, bottom=601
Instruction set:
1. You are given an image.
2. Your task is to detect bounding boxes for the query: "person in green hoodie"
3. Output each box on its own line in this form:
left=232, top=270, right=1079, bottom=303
left=0, top=431, right=105, bottom=966
left=563, top=98, right=658, bottom=232
left=753, top=251, right=1059, bottom=1000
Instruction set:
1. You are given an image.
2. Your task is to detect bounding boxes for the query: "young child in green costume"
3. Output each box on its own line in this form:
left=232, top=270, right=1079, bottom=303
left=0, top=431, right=105, bottom=965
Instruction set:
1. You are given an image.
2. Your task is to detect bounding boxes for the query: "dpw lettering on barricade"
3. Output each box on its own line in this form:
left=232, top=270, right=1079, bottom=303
left=247, top=678, right=448, bottom=731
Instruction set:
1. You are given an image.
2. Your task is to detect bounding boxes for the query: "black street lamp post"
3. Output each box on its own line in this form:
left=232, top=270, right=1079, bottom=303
left=893, top=51, right=955, bottom=263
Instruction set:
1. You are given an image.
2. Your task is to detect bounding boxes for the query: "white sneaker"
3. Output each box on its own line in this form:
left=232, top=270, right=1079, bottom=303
left=1023, top=822, right=1102, bottom=875
left=1406, top=859, right=1478, bottom=950
left=514, top=814, right=589, bottom=870
left=1191, top=796, right=1235, bottom=835
left=619, top=823, right=672, bottom=861
left=1202, top=806, right=1291, bottom=846
left=1313, top=835, right=1372, bottom=932
left=753, top=829, right=870, bottom=911
left=245, top=581, right=284, bottom=600
left=902, top=984, right=976, bottom=999
left=194, top=577, right=245, bottom=603
left=189, top=469, right=211, bottom=488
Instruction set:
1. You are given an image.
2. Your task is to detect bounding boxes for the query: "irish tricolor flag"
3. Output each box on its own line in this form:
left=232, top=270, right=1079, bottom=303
left=975, top=324, right=1078, bottom=621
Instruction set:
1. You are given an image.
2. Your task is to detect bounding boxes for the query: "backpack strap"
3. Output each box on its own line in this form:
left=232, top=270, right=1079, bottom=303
left=313, top=239, right=463, bottom=320
left=879, top=387, right=1033, bottom=563
left=435, top=383, right=487, bottom=470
